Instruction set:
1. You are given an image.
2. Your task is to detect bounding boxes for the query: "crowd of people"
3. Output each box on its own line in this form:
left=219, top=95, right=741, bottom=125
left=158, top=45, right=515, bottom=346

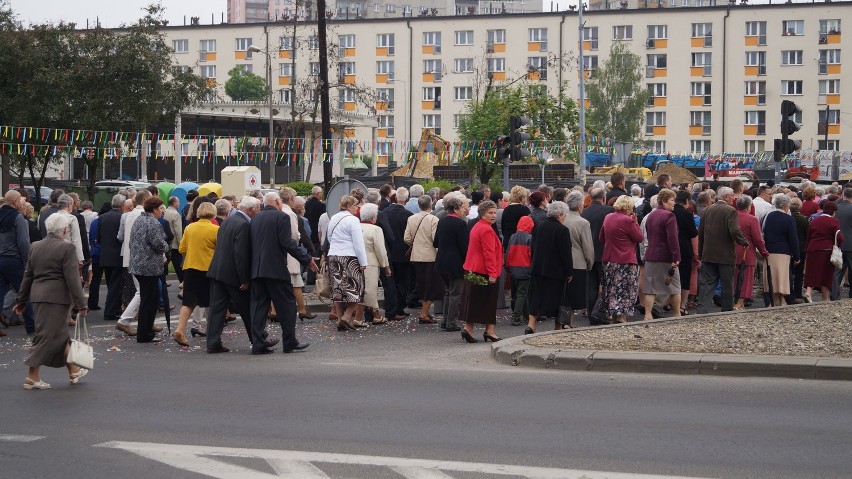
left=2, top=173, right=852, bottom=388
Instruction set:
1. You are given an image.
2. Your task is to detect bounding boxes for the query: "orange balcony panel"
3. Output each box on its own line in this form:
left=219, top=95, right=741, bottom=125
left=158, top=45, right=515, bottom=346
left=827, top=33, right=841, bottom=44
left=690, top=66, right=705, bottom=77
left=344, top=48, right=355, bottom=57
left=235, top=50, right=246, bottom=60
left=344, top=128, right=356, bottom=138
left=828, top=124, right=840, bottom=134
left=653, top=126, right=666, bottom=136
left=278, top=76, right=291, bottom=86
left=422, top=45, right=434, bottom=55
left=653, top=97, right=667, bottom=107
left=826, top=94, right=840, bottom=105
left=375, top=101, right=388, bottom=111
left=689, top=126, right=704, bottom=136
left=744, top=36, right=759, bottom=46
left=655, top=68, right=667, bottom=78
left=205, top=52, right=217, bottom=62
left=744, top=125, right=758, bottom=135
left=582, top=40, right=591, bottom=51
left=690, top=96, right=704, bottom=106
left=583, top=70, right=592, bottom=80
left=744, top=95, right=758, bottom=106
left=377, top=129, right=387, bottom=138
left=342, top=74, right=356, bottom=85
left=744, top=66, right=758, bottom=76
left=584, top=99, right=591, bottom=109
left=654, top=39, right=667, bottom=49
left=690, top=37, right=705, bottom=48
left=377, top=155, right=388, bottom=165
left=422, top=73, right=434, bottom=83
left=527, top=42, right=541, bottom=52
left=492, top=43, right=506, bottom=53
left=490, top=71, right=506, bottom=81
left=278, top=50, right=291, bottom=59
left=376, top=74, right=389, bottom=84
left=205, top=78, right=217, bottom=87
left=343, top=102, right=356, bottom=112
left=527, top=71, right=541, bottom=81
left=827, top=64, right=841, bottom=74
left=421, top=100, right=434, bottom=110
left=376, top=47, right=389, bottom=56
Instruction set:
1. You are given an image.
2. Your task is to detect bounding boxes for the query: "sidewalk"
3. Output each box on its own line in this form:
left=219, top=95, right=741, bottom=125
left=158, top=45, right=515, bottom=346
left=490, top=302, right=852, bottom=381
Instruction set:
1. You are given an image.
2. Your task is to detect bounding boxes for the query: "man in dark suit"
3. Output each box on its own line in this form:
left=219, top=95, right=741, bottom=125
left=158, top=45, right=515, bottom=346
left=433, top=194, right=469, bottom=331
left=37, top=188, right=64, bottom=238
left=383, top=188, right=413, bottom=318
left=605, top=171, right=629, bottom=204
left=95, top=194, right=127, bottom=322
left=249, top=192, right=318, bottom=354
left=697, top=187, right=748, bottom=313
left=304, top=186, right=326, bottom=248
left=581, top=187, right=614, bottom=325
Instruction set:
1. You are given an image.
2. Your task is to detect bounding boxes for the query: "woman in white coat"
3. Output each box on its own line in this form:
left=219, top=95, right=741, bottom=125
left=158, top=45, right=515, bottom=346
left=357, top=203, right=391, bottom=325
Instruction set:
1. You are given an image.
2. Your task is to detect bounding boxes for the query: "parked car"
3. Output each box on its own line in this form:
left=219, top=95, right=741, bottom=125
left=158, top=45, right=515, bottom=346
left=94, top=179, right=152, bottom=190
left=9, top=185, right=53, bottom=208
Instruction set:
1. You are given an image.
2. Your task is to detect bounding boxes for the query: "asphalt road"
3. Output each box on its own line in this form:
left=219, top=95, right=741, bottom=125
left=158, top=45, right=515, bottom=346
left=1, top=287, right=851, bottom=478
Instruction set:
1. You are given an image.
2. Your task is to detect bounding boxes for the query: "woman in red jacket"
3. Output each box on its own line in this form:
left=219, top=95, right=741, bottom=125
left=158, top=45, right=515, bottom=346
left=460, top=200, right=503, bottom=343
left=804, top=200, right=843, bottom=302
left=734, top=196, right=769, bottom=310
left=599, top=195, right=644, bottom=323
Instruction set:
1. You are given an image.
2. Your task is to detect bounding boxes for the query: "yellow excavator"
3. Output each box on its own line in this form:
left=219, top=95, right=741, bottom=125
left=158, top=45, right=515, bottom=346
left=590, top=164, right=653, bottom=182
left=392, top=129, right=451, bottom=178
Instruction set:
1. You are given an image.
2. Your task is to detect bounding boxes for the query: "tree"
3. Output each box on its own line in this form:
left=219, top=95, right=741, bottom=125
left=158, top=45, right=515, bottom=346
left=225, top=66, right=268, bottom=101
left=585, top=40, right=650, bottom=149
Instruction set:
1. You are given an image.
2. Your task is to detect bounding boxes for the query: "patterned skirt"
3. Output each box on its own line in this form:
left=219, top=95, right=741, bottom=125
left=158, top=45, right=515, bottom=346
left=601, top=262, right=639, bottom=318
left=328, top=255, right=365, bottom=303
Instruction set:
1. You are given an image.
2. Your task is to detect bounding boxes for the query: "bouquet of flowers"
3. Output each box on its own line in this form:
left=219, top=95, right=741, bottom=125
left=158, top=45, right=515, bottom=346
left=464, top=271, right=489, bottom=286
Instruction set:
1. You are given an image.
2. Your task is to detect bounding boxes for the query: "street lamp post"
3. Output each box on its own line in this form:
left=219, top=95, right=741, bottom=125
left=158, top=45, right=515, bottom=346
left=248, top=34, right=276, bottom=187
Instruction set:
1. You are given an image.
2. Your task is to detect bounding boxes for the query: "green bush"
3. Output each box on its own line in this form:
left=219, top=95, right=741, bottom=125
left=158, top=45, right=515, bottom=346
left=420, top=179, right=454, bottom=193
left=285, top=181, right=315, bottom=196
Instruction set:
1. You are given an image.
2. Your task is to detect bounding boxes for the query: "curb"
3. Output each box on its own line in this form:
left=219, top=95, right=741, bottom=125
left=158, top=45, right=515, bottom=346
left=491, top=301, right=852, bottom=381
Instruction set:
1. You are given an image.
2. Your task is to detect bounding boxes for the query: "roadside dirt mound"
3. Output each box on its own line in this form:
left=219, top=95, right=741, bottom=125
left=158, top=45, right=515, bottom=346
left=654, top=163, right=697, bottom=184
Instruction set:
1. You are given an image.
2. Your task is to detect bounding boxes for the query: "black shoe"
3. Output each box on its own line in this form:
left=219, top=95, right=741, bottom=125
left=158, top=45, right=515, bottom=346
left=137, top=336, right=162, bottom=343
left=206, top=344, right=230, bottom=354
left=483, top=332, right=502, bottom=342
left=510, top=318, right=522, bottom=326
left=251, top=347, right=274, bottom=355
left=190, top=327, right=207, bottom=338
left=524, top=327, right=535, bottom=335
left=461, top=330, right=478, bottom=343
left=713, top=295, right=722, bottom=307
left=444, top=326, right=461, bottom=332
left=589, top=316, right=611, bottom=326
left=88, top=306, right=102, bottom=311
left=264, top=336, right=280, bottom=348
left=283, top=342, right=309, bottom=353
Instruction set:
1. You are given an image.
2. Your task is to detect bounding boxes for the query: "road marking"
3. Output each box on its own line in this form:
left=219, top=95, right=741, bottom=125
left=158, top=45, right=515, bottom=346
left=0, top=434, right=45, bottom=442
left=96, top=441, right=712, bottom=479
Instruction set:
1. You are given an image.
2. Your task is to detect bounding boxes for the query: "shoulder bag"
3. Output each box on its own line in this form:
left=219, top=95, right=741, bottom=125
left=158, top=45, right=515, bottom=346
left=405, top=215, right=427, bottom=261
left=830, top=230, right=843, bottom=269
left=67, top=315, right=94, bottom=370
left=317, top=220, right=343, bottom=299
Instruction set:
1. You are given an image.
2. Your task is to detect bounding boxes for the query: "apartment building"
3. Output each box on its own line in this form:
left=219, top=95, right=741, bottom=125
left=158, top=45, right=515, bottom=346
left=168, top=2, right=849, bottom=167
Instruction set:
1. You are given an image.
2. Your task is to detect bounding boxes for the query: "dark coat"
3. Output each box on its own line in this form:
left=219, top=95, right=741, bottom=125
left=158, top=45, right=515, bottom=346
left=606, top=186, right=629, bottom=203
left=304, top=196, right=326, bottom=246
left=433, top=214, right=469, bottom=278
left=673, top=204, right=698, bottom=260
left=72, top=211, right=91, bottom=261
left=207, top=212, right=252, bottom=287
left=530, top=217, right=574, bottom=281
left=96, top=208, right=124, bottom=268
left=250, top=205, right=311, bottom=280
left=37, top=204, right=60, bottom=239
left=383, top=203, right=413, bottom=263
left=581, top=202, right=614, bottom=263
left=295, top=213, right=317, bottom=257
left=375, top=209, right=396, bottom=255
left=698, top=200, right=748, bottom=265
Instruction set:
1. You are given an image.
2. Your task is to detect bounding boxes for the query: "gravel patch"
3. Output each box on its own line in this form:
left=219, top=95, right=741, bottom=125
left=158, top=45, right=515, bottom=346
left=525, top=300, right=852, bottom=358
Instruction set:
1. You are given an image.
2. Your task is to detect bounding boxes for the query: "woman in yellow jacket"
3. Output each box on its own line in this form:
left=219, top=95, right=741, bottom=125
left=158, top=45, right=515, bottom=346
left=174, top=202, right=219, bottom=346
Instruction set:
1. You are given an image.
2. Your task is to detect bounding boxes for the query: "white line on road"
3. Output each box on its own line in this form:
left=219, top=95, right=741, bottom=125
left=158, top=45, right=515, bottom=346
left=0, top=434, right=45, bottom=442
left=96, top=441, right=714, bottom=479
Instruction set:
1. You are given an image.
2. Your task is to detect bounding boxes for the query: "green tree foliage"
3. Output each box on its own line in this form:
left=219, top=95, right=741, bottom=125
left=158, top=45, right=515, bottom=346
left=0, top=3, right=210, bottom=199
left=225, top=66, right=268, bottom=101
left=585, top=40, right=650, bottom=145
left=456, top=84, right=578, bottom=185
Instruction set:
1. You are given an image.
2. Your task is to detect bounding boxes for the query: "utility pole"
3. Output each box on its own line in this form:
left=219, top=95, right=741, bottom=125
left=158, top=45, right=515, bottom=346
left=317, top=0, right=333, bottom=192
left=577, top=1, right=587, bottom=186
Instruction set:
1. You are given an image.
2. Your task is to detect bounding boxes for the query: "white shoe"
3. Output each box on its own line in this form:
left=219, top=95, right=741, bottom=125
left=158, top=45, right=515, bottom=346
left=23, top=378, right=51, bottom=390
left=70, top=368, right=89, bottom=385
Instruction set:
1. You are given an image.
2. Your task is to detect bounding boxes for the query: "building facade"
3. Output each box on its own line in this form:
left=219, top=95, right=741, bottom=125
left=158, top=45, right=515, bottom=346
left=169, top=2, right=849, bottom=168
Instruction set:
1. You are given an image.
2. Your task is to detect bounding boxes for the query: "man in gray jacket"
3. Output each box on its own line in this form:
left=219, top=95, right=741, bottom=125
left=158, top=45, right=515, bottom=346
left=0, top=190, right=34, bottom=334
left=832, top=187, right=852, bottom=300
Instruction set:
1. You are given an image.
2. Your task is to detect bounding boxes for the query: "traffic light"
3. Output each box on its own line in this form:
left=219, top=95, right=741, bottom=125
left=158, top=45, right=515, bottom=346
left=773, top=100, right=801, bottom=161
left=496, top=135, right=511, bottom=159
left=508, top=116, right=531, bottom=162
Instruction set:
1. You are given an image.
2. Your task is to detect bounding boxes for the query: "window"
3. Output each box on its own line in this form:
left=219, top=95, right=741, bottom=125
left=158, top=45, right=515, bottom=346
left=486, top=29, right=506, bottom=50
left=376, top=141, right=392, bottom=157
left=376, top=61, right=394, bottom=75
left=690, top=140, right=711, bottom=153
left=279, top=90, right=292, bottom=104
left=377, top=88, right=394, bottom=109
left=455, top=30, right=474, bottom=45
left=819, top=109, right=840, bottom=125
left=818, top=140, right=839, bottom=151
left=650, top=141, right=666, bottom=152
left=744, top=111, right=766, bottom=126
left=528, top=57, right=548, bottom=80
left=454, top=58, right=474, bottom=73
left=646, top=112, right=666, bottom=135
left=745, top=51, right=766, bottom=74
left=338, top=88, right=356, bottom=108
left=280, top=63, right=295, bottom=77
left=385, top=4, right=396, bottom=12
left=781, top=50, right=803, bottom=65
left=692, top=52, right=712, bottom=75
left=423, top=114, right=441, bottom=135
left=647, top=25, right=667, bottom=40
left=280, top=36, right=294, bottom=51
left=453, top=114, right=470, bottom=128
left=583, top=26, right=598, bottom=50
left=423, top=32, right=441, bottom=47
left=782, top=20, right=804, bottom=36
left=172, top=39, right=189, bottom=53
left=200, top=39, right=217, bottom=52
left=819, top=79, right=840, bottom=94
left=423, top=59, right=442, bottom=74
left=422, top=87, right=440, bottom=101
left=648, top=83, right=667, bottom=97
left=691, top=23, right=712, bottom=38
left=454, top=86, right=473, bottom=100
left=744, top=81, right=766, bottom=102
left=613, top=25, right=633, bottom=40
left=339, top=62, right=355, bottom=76
left=529, top=28, right=548, bottom=42
left=487, top=57, right=506, bottom=73
left=235, top=38, right=253, bottom=51
left=308, top=35, right=319, bottom=50
left=377, top=33, right=395, bottom=55
left=745, top=21, right=767, bottom=42
left=819, top=19, right=841, bottom=34
left=781, top=80, right=803, bottom=95
left=200, top=65, right=216, bottom=78
left=378, top=115, right=394, bottom=137
left=690, top=111, right=711, bottom=127
left=819, top=49, right=841, bottom=64
left=647, top=54, right=667, bottom=68
left=339, top=34, right=355, bottom=48
left=691, top=82, right=711, bottom=96
left=583, top=56, right=598, bottom=74
left=309, top=62, right=320, bottom=76
left=236, top=64, right=252, bottom=74
left=744, top=140, right=765, bottom=154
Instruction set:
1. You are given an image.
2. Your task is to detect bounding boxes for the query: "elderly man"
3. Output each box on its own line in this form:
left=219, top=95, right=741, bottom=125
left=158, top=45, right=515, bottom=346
left=697, top=186, right=749, bottom=313
left=384, top=187, right=414, bottom=318
left=305, top=185, right=326, bottom=247
left=365, top=190, right=398, bottom=320
left=752, top=185, right=774, bottom=223
left=279, top=187, right=315, bottom=320
left=405, top=184, right=424, bottom=214
left=581, top=187, right=613, bottom=325
left=37, top=188, right=65, bottom=238
left=93, top=194, right=127, bottom=320
left=163, top=196, right=184, bottom=282
left=0, top=190, right=35, bottom=334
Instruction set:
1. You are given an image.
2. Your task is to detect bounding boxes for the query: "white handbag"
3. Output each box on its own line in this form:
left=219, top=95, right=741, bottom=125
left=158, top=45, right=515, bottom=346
left=67, top=315, right=94, bottom=370
left=830, top=230, right=844, bottom=270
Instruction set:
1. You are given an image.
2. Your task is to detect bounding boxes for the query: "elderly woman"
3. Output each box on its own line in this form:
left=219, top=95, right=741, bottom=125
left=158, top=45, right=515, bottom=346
left=805, top=201, right=843, bottom=302
left=528, top=191, right=548, bottom=226
left=800, top=186, right=819, bottom=217
left=129, top=197, right=170, bottom=343
left=789, top=197, right=810, bottom=301
left=327, top=195, right=368, bottom=331
left=642, top=189, right=683, bottom=319
left=15, top=214, right=89, bottom=389
left=673, top=191, right=699, bottom=308
left=174, top=201, right=218, bottom=346
left=762, top=194, right=800, bottom=306
left=561, top=191, right=594, bottom=325
left=460, top=200, right=503, bottom=342
left=357, top=203, right=391, bottom=325
left=404, top=195, right=443, bottom=324
left=733, top=196, right=769, bottom=310
left=599, top=195, right=644, bottom=323
left=434, top=194, right=470, bottom=332
left=526, top=201, right=574, bottom=333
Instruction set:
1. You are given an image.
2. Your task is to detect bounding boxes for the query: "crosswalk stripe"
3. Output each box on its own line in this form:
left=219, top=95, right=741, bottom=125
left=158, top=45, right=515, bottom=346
left=0, top=434, right=45, bottom=442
